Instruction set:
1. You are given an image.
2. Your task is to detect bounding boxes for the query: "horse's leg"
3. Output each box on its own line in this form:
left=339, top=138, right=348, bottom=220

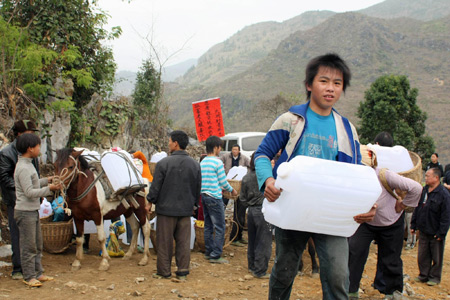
left=138, top=218, right=150, bottom=266
left=72, top=219, right=84, bottom=271
left=124, top=215, right=139, bottom=259
left=298, top=256, right=305, bottom=275
left=308, top=239, right=319, bottom=277
left=96, top=217, right=110, bottom=271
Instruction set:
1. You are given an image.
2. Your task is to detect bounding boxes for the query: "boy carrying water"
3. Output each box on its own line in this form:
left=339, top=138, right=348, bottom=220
left=14, top=133, right=61, bottom=287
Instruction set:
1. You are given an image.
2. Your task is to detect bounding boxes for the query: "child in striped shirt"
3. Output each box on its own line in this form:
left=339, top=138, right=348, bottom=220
left=200, top=136, right=237, bottom=264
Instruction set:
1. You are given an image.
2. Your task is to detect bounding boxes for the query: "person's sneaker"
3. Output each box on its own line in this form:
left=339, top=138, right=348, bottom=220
left=137, top=245, right=144, bottom=253
left=404, top=245, right=412, bottom=250
left=152, top=273, right=171, bottom=279
left=176, top=275, right=187, bottom=281
left=11, top=272, right=23, bottom=280
left=231, top=241, right=245, bottom=247
left=238, top=239, right=248, bottom=244
left=414, top=276, right=427, bottom=283
left=204, top=254, right=211, bottom=260
left=348, top=292, right=359, bottom=299
left=427, top=280, right=438, bottom=286
left=253, top=273, right=270, bottom=279
left=209, top=257, right=229, bottom=264
left=383, top=294, right=393, bottom=300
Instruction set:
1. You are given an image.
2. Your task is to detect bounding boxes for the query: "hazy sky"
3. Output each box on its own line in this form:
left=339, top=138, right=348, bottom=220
left=98, top=0, right=385, bottom=72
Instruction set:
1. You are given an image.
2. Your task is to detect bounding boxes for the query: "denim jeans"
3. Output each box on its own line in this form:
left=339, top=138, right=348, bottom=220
left=201, top=193, right=226, bottom=259
left=269, top=227, right=349, bottom=300
left=247, top=205, right=272, bottom=276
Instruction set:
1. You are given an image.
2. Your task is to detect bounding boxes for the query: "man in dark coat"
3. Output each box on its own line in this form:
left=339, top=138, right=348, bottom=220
left=147, top=130, right=201, bottom=280
left=0, top=120, right=40, bottom=280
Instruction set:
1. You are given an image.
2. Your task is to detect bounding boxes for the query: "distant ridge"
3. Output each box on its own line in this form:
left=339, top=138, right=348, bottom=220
left=359, top=0, right=450, bottom=21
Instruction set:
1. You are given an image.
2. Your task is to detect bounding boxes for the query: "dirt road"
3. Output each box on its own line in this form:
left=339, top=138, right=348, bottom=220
left=0, top=233, right=450, bottom=299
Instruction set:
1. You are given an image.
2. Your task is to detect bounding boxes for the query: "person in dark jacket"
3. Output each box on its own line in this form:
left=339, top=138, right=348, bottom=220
left=240, top=153, right=272, bottom=279
left=0, top=120, right=39, bottom=280
left=426, top=153, right=444, bottom=178
left=220, top=144, right=250, bottom=247
left=147, top=130, right=201, bottom=280
left=443, top=164, right=450, bottom=192
left=411, top=168, right=450, bottom=286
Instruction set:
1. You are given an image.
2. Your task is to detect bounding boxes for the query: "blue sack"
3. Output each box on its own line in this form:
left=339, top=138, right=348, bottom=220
left=52, top=196, right=65, bottom=222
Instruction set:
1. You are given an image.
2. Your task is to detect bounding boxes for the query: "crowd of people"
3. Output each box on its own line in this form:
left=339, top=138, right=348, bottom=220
left=1, top=53, right=450, bottom=300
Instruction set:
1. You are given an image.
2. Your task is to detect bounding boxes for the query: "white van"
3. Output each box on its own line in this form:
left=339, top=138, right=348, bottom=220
left=220, top=132, right=266, bottom=158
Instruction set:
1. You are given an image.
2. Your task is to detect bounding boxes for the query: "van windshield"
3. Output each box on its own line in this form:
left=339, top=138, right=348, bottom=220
left=242, top=136, right=265, bottom=151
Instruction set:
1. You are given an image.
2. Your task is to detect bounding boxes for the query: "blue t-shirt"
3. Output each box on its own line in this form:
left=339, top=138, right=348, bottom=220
left=293, top=107, right=338, bottom=160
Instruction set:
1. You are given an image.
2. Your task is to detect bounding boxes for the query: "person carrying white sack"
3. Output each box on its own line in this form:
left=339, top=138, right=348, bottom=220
left=348, top=145, right=422, bottom=299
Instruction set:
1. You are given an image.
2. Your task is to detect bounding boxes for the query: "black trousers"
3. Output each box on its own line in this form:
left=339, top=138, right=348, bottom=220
left=230, top=198, right=247, bottom=241
left=7, top=205, right=22, bottom=274
left=349, top=214, right=404, bottom=295
left=417, top=233, right=445, bottom=284
left=247, top=206, right=272, bottom=276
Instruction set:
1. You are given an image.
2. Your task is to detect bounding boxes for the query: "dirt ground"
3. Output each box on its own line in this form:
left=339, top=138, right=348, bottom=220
left=1, top=231, right=450, bottom=300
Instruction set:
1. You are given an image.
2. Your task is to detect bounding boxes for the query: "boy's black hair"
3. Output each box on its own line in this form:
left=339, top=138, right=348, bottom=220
left=205, top=136, right=223, bottom=154
left=374, top=132, right=394, bottom=147
left=170, top=130, right=189, bottom=150
left=432, top=153, right=439, bottom=158
left=16, top=133, right=41, bottom=154
left=231, top=144, right=240, bottom=150
left=304, top=53, right=351, bottom=99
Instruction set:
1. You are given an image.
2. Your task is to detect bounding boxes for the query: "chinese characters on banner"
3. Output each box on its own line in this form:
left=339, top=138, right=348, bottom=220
left=192, top=98, right=225, bottom=142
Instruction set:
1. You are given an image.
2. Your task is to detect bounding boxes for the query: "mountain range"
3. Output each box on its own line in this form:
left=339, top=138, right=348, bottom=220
left=162, top=0, right=450, bottom=163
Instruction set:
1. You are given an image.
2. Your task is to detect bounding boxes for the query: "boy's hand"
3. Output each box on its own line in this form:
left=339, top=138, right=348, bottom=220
left=231, top=189, right=238, bottom=196
left=47, top=176, right=54, bottom=183
left=49, top=183, right=62, bottom=191
left=264, top=178, right=281, bottom=202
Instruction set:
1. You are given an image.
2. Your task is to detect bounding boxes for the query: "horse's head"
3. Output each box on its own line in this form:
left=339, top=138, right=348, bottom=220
left=54, top=148, right=89, bottom=187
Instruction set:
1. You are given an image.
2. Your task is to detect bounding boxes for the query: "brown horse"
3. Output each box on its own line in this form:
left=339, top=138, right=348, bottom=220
left=54, top=148, right=150, bottom=271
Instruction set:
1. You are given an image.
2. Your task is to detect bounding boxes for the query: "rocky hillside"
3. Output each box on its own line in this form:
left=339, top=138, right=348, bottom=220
left=178, top=10, right=336, bottom=86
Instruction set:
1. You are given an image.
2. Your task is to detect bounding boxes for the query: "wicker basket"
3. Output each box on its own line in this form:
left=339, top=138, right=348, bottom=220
left=40, top=217, right=74, bottom=254
left=222, top=180, right=242, bottom=200
left=194, top=218, right=236, bottom=252
left=362, top=147, right=423, bottom=213
left=399, top=151, right=423, bottom=183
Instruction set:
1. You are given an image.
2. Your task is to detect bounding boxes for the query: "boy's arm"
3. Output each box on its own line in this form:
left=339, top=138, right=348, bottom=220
left=217, top=163, right=233, bottom=192
left=39, top=177, right=49, bottom=187
left=17, top=169, right=51, bottom=199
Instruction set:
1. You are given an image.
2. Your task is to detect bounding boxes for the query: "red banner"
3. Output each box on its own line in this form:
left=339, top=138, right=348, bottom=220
left=192, top=98, right=225, bottom=142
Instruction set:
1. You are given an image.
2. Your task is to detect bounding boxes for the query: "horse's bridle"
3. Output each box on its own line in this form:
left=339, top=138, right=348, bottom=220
left=54, top=155, right=87, bottom=189
left=53, top=155, right=89, bottom=207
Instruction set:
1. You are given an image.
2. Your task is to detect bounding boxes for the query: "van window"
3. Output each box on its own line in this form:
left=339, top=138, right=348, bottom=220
left=226, top=139, right=238, bottom=151
left=242, top=136, right=265, bottom=151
